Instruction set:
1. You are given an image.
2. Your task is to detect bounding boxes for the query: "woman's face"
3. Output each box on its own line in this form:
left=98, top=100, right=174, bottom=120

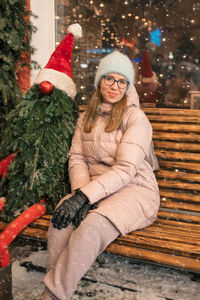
left=100, top=73, right=128, bottom=104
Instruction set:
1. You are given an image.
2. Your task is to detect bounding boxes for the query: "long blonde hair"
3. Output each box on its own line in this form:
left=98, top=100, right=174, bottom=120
left=83, top=87, right=127, bottom=133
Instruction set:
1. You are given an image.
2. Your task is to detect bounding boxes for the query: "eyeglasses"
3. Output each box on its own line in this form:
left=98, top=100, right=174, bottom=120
left=102, top=75, right=129, bottom=89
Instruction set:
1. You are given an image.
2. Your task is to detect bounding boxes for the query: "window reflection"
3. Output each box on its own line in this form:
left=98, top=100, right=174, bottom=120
left=55, top=0, right=200, bottom=109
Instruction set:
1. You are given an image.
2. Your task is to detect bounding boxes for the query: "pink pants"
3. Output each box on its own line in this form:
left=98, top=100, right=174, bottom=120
left=43, top=212, right=119, bottom=300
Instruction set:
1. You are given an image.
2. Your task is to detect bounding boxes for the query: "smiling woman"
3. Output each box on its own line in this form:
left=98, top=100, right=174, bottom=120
left=41, top=50, right=160, bottom=300
left=100, top=73, right=127, bottom=104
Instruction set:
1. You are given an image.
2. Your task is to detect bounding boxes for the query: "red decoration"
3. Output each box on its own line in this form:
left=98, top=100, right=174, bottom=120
left=0, top=197, right=6, bottom=213
left=0, top=204, right=46, bottom=268
left=0, top=153, right=17, bottom=179
left=45, top=33, right=74, bottom=78
left=39, top=81, right=54, bottom=94
left=118, top=38, right=135, bottom=50
left=140, top=49, right=154, bottom=78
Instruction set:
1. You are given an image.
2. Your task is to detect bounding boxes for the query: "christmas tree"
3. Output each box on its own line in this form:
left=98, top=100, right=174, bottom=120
left=0, top=23, right=82, bottom=221
left=0, top=0, right=36, bottom=144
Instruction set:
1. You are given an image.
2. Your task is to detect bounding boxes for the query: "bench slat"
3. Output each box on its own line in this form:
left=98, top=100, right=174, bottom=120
left=159, top=189, right=200, bottom=203
left=158, top=210, right=200, bottom=222
left=143, top=108, right=200, bottom=117
left=156, top=169, right=200, bottom=182
left=155, top=218, right=200, bottom=230
left=158, top=160, right=200, bottom=171
left=118, top=233, right=200, bottom=255
left=157, top=179, right=200, bottom=191
left=152, top=123, right=200, bottom=133
left=106, top=243, right=200, bottom=272
left=155, top=150, right=200, bottom=162
left=160, top=200, right=200, bottom=212
left=158, top=181, right=200, bottom=192
left=142, top=221, right=200, bottom=236
left=0, top=223, right=47, bottom=240
left=133, top=226, right=200, bottom=244
left=154, top=140, right=200, bottom=151
left=147, top=115, right=200, bottom=123
left=153, top=132, right=200, bottom=142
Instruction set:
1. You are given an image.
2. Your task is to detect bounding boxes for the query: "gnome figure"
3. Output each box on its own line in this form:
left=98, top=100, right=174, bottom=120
left=0, top=23, right=82, bottom=221
left=135, top=49, right=163, bottom=107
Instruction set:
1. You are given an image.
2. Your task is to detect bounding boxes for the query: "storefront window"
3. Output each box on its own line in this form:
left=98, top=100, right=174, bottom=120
left=54, top=0, right=200, bottom=108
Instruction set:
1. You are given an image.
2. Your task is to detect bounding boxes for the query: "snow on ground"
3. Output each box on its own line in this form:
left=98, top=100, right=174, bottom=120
left=11, top=244, right=200, bottom=300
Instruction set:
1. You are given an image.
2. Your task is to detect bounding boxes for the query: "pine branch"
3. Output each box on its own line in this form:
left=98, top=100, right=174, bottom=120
left=29, top=127, right=45, bottom=190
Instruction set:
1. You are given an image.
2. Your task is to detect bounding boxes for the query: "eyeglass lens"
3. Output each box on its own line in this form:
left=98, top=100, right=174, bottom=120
left=104, top=76, right=128, bottom=89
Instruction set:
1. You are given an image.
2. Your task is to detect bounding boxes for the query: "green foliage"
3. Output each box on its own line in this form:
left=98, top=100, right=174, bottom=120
left=0, top=0, right=36, bottom=143
left=0, top=85, right=78, bottom=220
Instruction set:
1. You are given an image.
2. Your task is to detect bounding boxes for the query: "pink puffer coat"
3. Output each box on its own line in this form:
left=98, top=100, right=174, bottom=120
left=68, top=86, right=160, bottom=235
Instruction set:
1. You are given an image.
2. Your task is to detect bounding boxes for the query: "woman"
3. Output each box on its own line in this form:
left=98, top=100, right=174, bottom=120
left=42, top=51, right=160, bottom=300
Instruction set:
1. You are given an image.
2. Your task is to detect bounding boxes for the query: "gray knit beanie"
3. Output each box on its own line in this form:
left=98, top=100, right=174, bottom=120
left=94, top=51, right=135, bottom=93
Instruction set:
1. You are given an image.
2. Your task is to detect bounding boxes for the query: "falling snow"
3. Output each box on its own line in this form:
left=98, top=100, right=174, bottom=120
left=7, top=240, right=200, bottom=300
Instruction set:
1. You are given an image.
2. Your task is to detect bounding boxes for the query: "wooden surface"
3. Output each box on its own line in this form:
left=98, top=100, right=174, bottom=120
left=0, top=108, right=200, bottom=272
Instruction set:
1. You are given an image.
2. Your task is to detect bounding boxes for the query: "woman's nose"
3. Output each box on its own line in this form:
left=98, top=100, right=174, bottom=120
left=111, top=81, right=118, bottom=89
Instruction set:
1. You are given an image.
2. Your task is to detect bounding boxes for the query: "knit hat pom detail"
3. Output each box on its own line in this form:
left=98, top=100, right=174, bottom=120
left=67, top=23, right=82, bottom=39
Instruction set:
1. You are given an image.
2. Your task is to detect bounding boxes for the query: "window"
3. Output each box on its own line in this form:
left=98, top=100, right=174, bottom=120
left=54, top=0, right=200, bottom=108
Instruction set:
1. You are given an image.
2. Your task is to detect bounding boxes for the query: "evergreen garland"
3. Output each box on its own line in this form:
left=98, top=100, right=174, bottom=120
left=0, top=85, right=78, bottom=221
left=0, top=0, right=36, bottom=144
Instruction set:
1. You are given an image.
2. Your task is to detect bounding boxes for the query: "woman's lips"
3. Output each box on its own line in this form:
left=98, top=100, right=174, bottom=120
left=108, top=92, right=119, bottom=97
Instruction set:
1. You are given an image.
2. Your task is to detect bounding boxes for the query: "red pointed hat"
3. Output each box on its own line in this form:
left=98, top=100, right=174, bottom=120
left=34, top=23, right=82, bottom=99
left=140, top=49, right=154, bottom=78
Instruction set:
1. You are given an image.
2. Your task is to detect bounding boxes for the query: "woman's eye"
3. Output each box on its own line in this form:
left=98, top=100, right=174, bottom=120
left=119, top=80, right=126, bottom=84
left=106, top=76, right=113, bottom=81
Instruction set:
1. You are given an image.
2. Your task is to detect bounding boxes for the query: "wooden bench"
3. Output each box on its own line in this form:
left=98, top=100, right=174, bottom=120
left=1, top=108, right=200, bottom=272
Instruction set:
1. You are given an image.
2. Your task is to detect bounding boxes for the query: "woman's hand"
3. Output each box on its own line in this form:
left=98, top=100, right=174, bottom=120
left=51, top=190, right=89, bottom=229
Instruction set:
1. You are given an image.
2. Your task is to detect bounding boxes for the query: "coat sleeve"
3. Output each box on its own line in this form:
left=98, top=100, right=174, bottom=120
left=68, top=114, right=90, bottom=192
left=81, top=109, right=152, bottom=204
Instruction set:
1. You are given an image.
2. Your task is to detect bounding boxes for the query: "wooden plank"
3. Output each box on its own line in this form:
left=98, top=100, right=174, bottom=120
left=147, top=115, right=200, bottom=123
left=106, top=243, right=200, bottom=272
left=152, top=123, right=200, bottom=133
left=115, top=235, right=200, bottom=256
left=141, top=221, right=200, bottom=238
left=29, top=217, right=50, bottom=229
left=158, top=160, right=200, bottom=172
left=158, top=210, right=200, bottom=222
left=156, top=169, right=200, bottom=182
left=159, top=189, right=200, bottom=203
left=154, top=140, right=200, bottom=151
left=143, top=107, right=200, bottom=117
left=155, top=218, right=200, bottom=230
left=153, top=132, right=200, bottom=142
left=160, top=200, right=200, bottom=213
left=155, top=149, right=200, bottom=162
left=125, top=231, right=200, bottom=249
left=157, top=179, right=200, bottom=191
left=0, top=222, right=47, bottom=240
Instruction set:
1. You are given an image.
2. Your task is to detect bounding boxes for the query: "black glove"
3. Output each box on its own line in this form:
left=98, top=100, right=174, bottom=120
left=51, top=190, right=89, bottom=229
left=72, top=203, right=98, bottom=228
